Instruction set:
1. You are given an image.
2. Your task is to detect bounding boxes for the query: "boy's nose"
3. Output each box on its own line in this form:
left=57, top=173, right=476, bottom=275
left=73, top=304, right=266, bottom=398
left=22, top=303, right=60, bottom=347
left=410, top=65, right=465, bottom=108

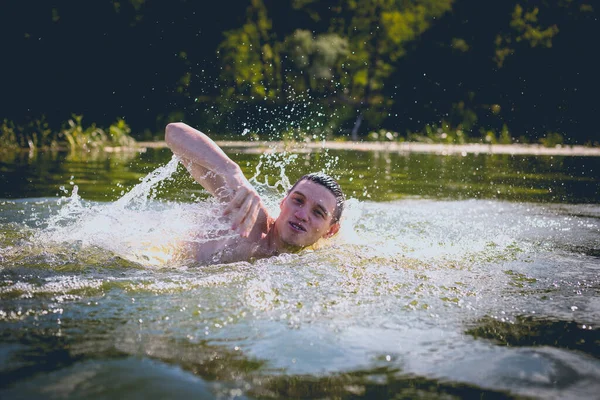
left=294, top=208, right=308, bottom=221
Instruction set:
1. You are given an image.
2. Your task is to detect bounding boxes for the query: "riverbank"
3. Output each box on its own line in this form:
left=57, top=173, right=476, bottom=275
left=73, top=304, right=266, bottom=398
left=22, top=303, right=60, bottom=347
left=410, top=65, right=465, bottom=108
left=133, top=140, right=600, bottom=157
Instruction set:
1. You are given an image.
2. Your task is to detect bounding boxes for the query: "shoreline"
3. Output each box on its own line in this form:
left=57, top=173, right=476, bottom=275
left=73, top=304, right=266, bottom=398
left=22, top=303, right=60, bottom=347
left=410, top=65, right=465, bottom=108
left=134, top=140, right=600, bottom=157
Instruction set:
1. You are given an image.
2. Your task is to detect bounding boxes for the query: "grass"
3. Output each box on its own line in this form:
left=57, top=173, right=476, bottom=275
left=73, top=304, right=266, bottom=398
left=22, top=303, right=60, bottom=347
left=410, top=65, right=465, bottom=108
left=0, top=115, right=136, bottom=153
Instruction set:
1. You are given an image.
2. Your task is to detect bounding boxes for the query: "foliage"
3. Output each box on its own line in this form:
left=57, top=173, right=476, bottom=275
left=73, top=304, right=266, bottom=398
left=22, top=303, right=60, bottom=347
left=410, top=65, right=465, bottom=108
left=216, top=0, right=453, bottom=138
left=539, top=132, right=564, bottom=148
left=499, top=124, right=513, bottom=145
left=217, top=0, right=279, bottom=100
left=479, top=124, right=515, bottom=145
left=449, top=100, right=478, bottom=134
left=0, top=115, right=136, bottom=152
left=406, top=121, right=467, bottom=144
left=0, top=117, right=56, bottom=150
left=329, top=0, right=453, bottom=101
left=367, top=129, right=398, bottom=142
left=494, top=4, right=560, bottom=67
left=367, top=121, right=517, bottom=146
left=282, top=29, right=349, bottom=95
left=0, top=120, right=19, bottom=150
left=108, top=118, right=136, bottom=147
left=1, top=1, right=597, bottom=144
left=363, top=122, right=585, bottom=148
left=209, top=0, right=595, bottom=143
left=217, top=6, right=350, bottom=103
left=60, top=115, right=136, bottom=151
left=60, top=115, right=108, bottom=150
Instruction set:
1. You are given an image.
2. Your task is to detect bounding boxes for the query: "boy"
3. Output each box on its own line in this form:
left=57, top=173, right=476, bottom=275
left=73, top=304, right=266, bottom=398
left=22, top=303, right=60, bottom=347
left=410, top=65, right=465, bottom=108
left=165, top=122, right=344, bottom=264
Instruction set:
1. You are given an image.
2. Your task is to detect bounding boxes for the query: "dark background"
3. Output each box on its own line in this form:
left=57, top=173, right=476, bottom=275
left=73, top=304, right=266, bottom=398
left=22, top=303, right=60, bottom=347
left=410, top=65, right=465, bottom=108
left=1, top=0, right=598, bottom=143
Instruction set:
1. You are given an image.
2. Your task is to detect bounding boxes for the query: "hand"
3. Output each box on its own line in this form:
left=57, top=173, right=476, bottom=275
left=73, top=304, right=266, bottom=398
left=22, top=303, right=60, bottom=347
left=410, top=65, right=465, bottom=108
left=222, top=185, right=262, bottom=237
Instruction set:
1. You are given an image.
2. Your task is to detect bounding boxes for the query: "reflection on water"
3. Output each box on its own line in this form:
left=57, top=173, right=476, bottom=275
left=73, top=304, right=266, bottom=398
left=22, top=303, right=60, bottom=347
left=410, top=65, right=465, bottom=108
left=1, top=148, right=599, bottom=398
left=467, top=316, right=600, bottom=359
left=1, top=147, right=599, bottom=203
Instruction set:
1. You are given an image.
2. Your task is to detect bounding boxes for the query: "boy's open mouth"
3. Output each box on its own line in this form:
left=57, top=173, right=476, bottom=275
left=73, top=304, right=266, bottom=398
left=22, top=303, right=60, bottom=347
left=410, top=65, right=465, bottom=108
left=289, top=221, right=306, bottom=232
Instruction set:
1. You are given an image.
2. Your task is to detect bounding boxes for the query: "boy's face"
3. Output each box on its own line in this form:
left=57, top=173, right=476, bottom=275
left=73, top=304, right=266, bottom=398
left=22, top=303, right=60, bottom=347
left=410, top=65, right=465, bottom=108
left=276, top=179, right=340, bottom=247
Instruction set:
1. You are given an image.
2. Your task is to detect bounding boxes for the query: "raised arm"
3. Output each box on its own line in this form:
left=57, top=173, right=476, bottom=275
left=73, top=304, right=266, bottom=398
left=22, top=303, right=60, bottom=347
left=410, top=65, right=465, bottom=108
left=165, top=122, right=267, bottom=236
left=165, top=122, right=248, bottom=201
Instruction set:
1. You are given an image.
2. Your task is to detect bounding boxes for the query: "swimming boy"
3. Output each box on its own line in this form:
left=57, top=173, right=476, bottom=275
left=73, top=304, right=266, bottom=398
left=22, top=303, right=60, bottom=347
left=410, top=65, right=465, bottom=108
left=165, top=122, right=344, bottom=264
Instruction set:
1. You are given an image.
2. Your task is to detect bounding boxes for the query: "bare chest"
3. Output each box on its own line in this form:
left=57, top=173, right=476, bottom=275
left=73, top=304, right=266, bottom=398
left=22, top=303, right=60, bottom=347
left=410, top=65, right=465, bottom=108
left=187, top=235, right=265, bottom=265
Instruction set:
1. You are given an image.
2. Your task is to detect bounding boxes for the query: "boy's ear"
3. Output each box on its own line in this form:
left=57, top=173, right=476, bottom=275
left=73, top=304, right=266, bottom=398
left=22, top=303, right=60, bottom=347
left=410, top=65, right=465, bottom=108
left=323, top=222, right=340, bottom=239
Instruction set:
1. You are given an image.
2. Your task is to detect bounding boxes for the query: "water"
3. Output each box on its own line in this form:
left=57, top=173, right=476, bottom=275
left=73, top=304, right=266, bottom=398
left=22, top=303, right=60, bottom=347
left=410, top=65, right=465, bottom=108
left=1, top=147, right=599, bottom=399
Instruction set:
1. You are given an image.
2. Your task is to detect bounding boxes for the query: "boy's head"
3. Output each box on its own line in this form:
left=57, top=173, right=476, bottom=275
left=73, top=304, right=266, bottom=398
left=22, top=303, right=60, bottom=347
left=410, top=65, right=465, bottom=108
left=289, top=172, right=345, bottom=224
left=275, top=172, right=345, bottom=248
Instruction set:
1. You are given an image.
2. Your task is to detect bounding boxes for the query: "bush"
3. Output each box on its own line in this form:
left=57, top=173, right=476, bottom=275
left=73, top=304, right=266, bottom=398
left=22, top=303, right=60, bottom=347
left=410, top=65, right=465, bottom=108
left=406, top=121, right=467, bottom=144
left=499, top=124, right=513, bottom=144
left=108, top=118, right=136, bottom=147
left=0, top=117, right=56, bottom=149
left=60, top=115, right=108, bottom=150
left=539, top=132, right=564, bottom=148
left=367, top=129, right=398, bottom=141
left=0, top=115, right=137, bottom=152
left=0, top=120, right=18, bottom=149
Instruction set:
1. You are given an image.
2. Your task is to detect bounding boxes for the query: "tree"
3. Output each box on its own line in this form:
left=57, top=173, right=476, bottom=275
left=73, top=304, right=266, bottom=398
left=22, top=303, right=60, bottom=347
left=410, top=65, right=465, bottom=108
left=395, top=0, right=597, bottom=143
left=320, top=0, right=454, bottom=139
left=217, top=0, right=453, bottom=139
left=218, top=0, right=279, bottom=100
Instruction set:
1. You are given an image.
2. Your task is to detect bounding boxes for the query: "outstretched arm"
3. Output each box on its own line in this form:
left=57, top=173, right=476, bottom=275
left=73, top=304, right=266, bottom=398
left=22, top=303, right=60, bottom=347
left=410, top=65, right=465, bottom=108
left=165, top=122, right=266, bottom=236
left=165, top=122, right=247, bottom=201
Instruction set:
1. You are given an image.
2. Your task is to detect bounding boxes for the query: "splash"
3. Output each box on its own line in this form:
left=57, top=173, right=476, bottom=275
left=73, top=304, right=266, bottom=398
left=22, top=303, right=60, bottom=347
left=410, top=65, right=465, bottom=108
left=24, top=149, right=351, bottom=268
left=31, top=156, right=225, bottom=267
left=9, top=147, right=528, bottom=273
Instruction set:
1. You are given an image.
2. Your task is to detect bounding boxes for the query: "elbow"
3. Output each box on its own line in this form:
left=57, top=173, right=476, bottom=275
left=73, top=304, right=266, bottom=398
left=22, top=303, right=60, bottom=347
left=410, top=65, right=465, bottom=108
left=165, top=122, right=184, bottom=147
left=165, top=122, right=192, bottom=150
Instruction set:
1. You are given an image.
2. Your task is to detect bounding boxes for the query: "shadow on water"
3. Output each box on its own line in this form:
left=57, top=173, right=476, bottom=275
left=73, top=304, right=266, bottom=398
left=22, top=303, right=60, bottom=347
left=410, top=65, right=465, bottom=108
left=0, top=324, right=518, bottom=400
left=0, top=331, right=89, bottom=391
left=466, top=316, right=600, bottom=360
left=246, top=368, right=518, bottom=399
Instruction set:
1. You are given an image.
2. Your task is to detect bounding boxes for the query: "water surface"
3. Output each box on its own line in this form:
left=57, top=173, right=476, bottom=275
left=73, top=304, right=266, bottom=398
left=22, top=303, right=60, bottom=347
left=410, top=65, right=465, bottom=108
left=1, top=147, right=599, bottom=399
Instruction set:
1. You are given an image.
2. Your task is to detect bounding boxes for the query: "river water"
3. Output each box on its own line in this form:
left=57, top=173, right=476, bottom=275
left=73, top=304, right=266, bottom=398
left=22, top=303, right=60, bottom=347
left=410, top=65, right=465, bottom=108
left=1, top=147, right=599, bottom=399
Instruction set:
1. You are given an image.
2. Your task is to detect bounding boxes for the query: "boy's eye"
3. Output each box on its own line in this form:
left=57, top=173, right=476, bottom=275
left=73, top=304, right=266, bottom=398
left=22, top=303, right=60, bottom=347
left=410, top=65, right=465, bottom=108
left=314, top=209, right=324, bottom=218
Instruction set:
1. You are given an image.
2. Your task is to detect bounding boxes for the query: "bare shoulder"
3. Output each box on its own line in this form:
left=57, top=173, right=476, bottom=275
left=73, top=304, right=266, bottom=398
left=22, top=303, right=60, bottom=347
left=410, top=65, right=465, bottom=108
left=179, top=234, right=241, bottom=265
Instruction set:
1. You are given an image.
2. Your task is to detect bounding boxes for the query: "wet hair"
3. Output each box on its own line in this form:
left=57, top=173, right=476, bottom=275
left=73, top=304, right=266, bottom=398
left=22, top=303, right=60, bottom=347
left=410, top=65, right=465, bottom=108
left=289, top=172, right=345, bottom=224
